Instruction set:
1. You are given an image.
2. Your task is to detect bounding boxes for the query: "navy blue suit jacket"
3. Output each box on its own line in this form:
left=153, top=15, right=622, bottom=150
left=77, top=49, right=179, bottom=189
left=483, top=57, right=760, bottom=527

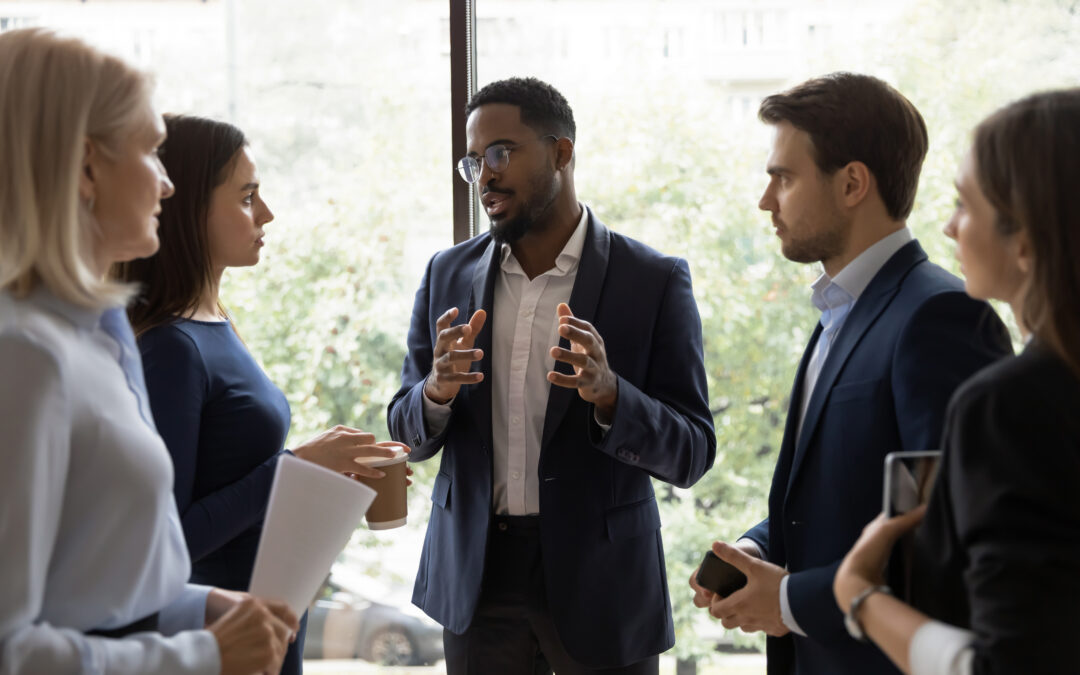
left=742, top=240, right=1012, bottom=674
left=387, top=212, right=716, bottom=668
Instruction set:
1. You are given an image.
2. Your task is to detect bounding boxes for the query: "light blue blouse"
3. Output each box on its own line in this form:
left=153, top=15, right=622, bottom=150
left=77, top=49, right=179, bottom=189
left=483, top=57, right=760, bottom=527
left=0, top=289, right=219, bottom=674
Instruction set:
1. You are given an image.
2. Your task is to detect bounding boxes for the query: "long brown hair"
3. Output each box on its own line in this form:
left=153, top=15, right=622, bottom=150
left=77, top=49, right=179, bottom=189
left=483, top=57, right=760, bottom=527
left=973, top=89, right=1080, bottom=374
left=114, top=114, right=246, bottom=334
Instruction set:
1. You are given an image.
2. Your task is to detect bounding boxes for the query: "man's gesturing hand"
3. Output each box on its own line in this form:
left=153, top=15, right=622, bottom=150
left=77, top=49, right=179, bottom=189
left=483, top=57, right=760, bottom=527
left=547, top=303, right=619, bottom=423
left=424, top=307, right=487, bottom=404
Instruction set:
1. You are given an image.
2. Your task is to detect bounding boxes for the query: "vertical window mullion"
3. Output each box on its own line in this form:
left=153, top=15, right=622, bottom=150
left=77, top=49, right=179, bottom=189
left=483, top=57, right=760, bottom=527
left=450, top=0, right=478, bottom=244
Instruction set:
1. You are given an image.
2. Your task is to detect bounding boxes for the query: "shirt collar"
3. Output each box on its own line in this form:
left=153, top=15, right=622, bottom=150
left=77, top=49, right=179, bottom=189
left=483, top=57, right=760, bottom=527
left=29, top=286, right=108, bottom=332
left=499, top=203, right=589, bottom=276
left=832, top=227, right=913, bottom=300
left=810, top=227, right=913, bottom=311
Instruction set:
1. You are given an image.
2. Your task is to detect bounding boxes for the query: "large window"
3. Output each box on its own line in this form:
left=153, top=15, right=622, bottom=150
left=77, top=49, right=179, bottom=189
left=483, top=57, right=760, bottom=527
left=6, top=0, right=1078, bottom=671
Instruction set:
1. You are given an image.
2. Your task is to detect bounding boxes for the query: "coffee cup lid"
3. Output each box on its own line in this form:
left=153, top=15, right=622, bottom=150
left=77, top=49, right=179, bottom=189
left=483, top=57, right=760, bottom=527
left=353, top=447, right=408, bottom=467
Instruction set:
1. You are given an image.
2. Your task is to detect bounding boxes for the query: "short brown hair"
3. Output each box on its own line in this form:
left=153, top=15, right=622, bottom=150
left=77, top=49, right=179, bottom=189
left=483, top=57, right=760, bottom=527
left=973, top=89, right=1080, bottom=375
left=759, top=72, right=928, bottom=221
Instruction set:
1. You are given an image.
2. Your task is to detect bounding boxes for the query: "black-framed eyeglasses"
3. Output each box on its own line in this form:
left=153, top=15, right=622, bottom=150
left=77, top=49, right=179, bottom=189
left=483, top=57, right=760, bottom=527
left=456, top=135, right=558, bottom=184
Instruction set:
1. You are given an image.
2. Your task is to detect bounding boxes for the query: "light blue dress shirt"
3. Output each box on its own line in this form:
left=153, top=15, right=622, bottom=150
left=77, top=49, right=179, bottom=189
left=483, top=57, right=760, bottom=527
left=734, top=228, right=915, bottom=636
left=0, top=289, right=219, bottom=674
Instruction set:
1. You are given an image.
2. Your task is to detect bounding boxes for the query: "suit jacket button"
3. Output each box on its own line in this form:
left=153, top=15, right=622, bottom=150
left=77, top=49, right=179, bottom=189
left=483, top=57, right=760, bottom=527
left=497, top=522, right=508, bottom=531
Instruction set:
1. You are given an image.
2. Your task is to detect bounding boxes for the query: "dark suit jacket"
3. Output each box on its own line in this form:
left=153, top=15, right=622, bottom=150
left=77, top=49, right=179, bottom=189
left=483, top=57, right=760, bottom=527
left=911, top=342, right=1080, bottom=674
left=742, top=240, right=1012, bottom=674
left=387, top=210, right=716, bottom=668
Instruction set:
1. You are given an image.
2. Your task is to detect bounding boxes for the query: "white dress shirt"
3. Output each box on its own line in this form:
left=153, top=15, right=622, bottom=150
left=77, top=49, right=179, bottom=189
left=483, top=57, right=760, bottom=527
left=424, top=205, right=590, bottom=515
left=746, top=228, right=914, bottom=636
left=0, top=289, right=219, bottom=674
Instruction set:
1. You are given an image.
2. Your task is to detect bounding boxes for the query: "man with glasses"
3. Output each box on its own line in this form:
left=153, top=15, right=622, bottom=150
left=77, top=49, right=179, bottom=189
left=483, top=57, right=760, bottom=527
left=388, top=77, right=715, bottom=674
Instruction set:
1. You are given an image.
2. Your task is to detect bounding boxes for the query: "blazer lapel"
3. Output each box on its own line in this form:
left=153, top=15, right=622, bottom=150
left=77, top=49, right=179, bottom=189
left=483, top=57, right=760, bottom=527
left=469, top=239, right=499, bottom=456
left=540, top=210, right=611, bottom=451
left=785, top=240, right=928, bottom=498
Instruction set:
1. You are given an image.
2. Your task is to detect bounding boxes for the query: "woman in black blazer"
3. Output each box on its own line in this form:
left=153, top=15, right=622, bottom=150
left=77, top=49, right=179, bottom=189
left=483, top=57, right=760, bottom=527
left=833, top=88, right=1080, bottom=675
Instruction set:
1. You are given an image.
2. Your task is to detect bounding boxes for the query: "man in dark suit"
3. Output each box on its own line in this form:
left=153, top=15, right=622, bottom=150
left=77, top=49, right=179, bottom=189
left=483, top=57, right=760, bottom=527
left=689, top=73, right=1012, bottom=674
left=388, top=77, right=715, bottom=674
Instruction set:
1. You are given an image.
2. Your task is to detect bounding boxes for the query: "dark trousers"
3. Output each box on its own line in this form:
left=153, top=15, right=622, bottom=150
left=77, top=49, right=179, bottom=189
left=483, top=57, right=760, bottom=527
left=443, top=516, right=659, bottom=675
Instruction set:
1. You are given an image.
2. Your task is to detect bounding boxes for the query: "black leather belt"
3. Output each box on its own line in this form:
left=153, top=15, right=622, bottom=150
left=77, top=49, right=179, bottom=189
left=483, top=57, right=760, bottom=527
left=493, top=514, right=540, bottom=533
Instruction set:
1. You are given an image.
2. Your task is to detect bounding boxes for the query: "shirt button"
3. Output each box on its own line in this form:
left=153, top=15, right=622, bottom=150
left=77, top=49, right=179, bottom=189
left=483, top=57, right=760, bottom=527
left=511, top=471, right=521, bottom=480
left=512, top=416, right=521, bottom=425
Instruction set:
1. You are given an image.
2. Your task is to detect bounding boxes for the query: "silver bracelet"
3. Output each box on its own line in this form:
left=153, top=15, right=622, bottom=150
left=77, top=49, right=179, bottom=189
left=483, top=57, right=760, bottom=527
left=844, top=584, right=892, bottom=642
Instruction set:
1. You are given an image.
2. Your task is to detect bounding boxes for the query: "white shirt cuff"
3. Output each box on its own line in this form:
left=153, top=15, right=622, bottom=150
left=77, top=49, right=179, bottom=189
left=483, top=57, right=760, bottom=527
left=158, top=583, right=213, bottom=635
left=421, top=387, right=454, bottom=436
left=736, top=537, right=766, bottom=559
left=778, top=574, right=807, bottom=637
left=910, top=620, right=975, bottom=675
left=593, top=409, right=611, bottom=436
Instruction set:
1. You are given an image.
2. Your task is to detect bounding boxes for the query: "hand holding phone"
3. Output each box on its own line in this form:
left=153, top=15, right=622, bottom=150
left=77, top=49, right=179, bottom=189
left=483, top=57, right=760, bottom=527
left=695, top=550, right=748, bottom=598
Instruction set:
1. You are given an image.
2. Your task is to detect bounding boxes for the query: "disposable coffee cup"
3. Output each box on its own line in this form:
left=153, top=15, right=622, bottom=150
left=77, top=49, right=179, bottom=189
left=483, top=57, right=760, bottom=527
left=353, top=448, right=408, bottom=530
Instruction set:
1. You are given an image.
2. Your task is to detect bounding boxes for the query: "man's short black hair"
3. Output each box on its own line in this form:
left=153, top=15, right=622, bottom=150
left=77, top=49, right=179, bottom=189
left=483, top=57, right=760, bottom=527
left=466, top=77, right=576, bottom=142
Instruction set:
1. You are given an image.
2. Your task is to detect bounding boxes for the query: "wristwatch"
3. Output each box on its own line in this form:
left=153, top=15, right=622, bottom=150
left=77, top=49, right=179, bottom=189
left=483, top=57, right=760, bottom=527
left=844, top=584, right=891, bottom=642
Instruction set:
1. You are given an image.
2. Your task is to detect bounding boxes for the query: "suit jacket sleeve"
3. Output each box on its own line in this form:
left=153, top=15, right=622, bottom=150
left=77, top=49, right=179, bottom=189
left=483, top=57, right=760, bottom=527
left=787, top=292, right=1010, bottom=644
left=141, top=327, right=284, bottom=562
left=387, top=256, right=451, bottom=461
left=590, top=258, right=715, bottom=488
left=946, top=367, right=1080, bottom=674
left=741, top=518, right=770, bottom=558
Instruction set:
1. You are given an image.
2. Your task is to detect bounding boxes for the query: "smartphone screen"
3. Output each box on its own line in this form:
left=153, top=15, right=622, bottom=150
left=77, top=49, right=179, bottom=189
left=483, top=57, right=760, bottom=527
left=883, top=450, right=942, bottom=517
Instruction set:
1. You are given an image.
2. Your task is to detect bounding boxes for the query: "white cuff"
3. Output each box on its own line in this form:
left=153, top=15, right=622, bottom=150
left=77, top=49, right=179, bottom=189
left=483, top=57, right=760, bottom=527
left=158, top=583, right=213, bottom=635
left=736, top=537, right=766, bottom=560
left=421, top=387, right=454, bottom=436
left=778, top=574, right=807, bottom=637
left=910, top=620, right=975, bottom=675
left=593, top=409, right=611, bottom=436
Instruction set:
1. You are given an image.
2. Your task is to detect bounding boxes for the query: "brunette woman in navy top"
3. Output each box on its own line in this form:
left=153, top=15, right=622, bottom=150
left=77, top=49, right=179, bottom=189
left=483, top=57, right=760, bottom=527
left=116, top=115, right=407, bottom=675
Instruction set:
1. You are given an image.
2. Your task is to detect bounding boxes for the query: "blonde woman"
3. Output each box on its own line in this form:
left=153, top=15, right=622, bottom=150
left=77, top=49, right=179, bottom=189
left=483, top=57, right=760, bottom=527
left=0, top=28, right=296, bottom=674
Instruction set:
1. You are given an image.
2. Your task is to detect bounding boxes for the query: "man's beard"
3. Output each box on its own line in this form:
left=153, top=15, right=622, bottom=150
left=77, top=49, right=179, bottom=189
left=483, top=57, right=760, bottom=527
left=489, top=171, right=559, bottom=245
left=778, top=202, right=851, bottom=266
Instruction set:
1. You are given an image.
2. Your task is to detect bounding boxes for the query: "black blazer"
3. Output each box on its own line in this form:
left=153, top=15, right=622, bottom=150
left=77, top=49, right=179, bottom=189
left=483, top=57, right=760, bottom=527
left=912, top=342, right=1080, bottom=673
left=743, top=240, right=1012, bottom=674
left=387, top=210, right=716, bottom=668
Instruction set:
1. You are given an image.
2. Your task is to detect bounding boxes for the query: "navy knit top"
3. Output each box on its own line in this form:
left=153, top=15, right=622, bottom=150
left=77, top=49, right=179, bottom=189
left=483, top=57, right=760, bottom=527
left=138, top=319, right=290, bottom=591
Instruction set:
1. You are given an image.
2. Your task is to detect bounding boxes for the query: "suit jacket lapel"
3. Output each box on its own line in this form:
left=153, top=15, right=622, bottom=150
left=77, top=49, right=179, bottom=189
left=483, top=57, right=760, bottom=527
left=469, top=239, right=498, bottom=456
left=785, top=240, right=929, bottom=498
left=540, top=210, right=611, bottom=451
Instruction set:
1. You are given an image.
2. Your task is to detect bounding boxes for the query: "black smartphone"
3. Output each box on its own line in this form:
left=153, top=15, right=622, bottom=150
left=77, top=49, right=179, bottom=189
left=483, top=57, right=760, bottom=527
left=695, top=550, right=748, bottom=597
left=883, top=450, right=942, bottom=517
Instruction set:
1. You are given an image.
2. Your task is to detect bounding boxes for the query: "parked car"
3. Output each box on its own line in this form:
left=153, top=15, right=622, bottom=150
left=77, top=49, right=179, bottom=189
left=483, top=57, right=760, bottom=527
left=302, top=580, right=443, bottom=666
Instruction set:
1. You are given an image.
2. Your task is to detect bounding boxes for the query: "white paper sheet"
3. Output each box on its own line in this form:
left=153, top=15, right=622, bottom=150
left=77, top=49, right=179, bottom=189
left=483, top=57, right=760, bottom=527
left=248, top=453, right=377, bottom=616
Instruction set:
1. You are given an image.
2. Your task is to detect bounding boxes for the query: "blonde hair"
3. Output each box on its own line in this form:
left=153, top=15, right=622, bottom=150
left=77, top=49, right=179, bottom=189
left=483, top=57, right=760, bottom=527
left=0, top=28, right=152, bottom=308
